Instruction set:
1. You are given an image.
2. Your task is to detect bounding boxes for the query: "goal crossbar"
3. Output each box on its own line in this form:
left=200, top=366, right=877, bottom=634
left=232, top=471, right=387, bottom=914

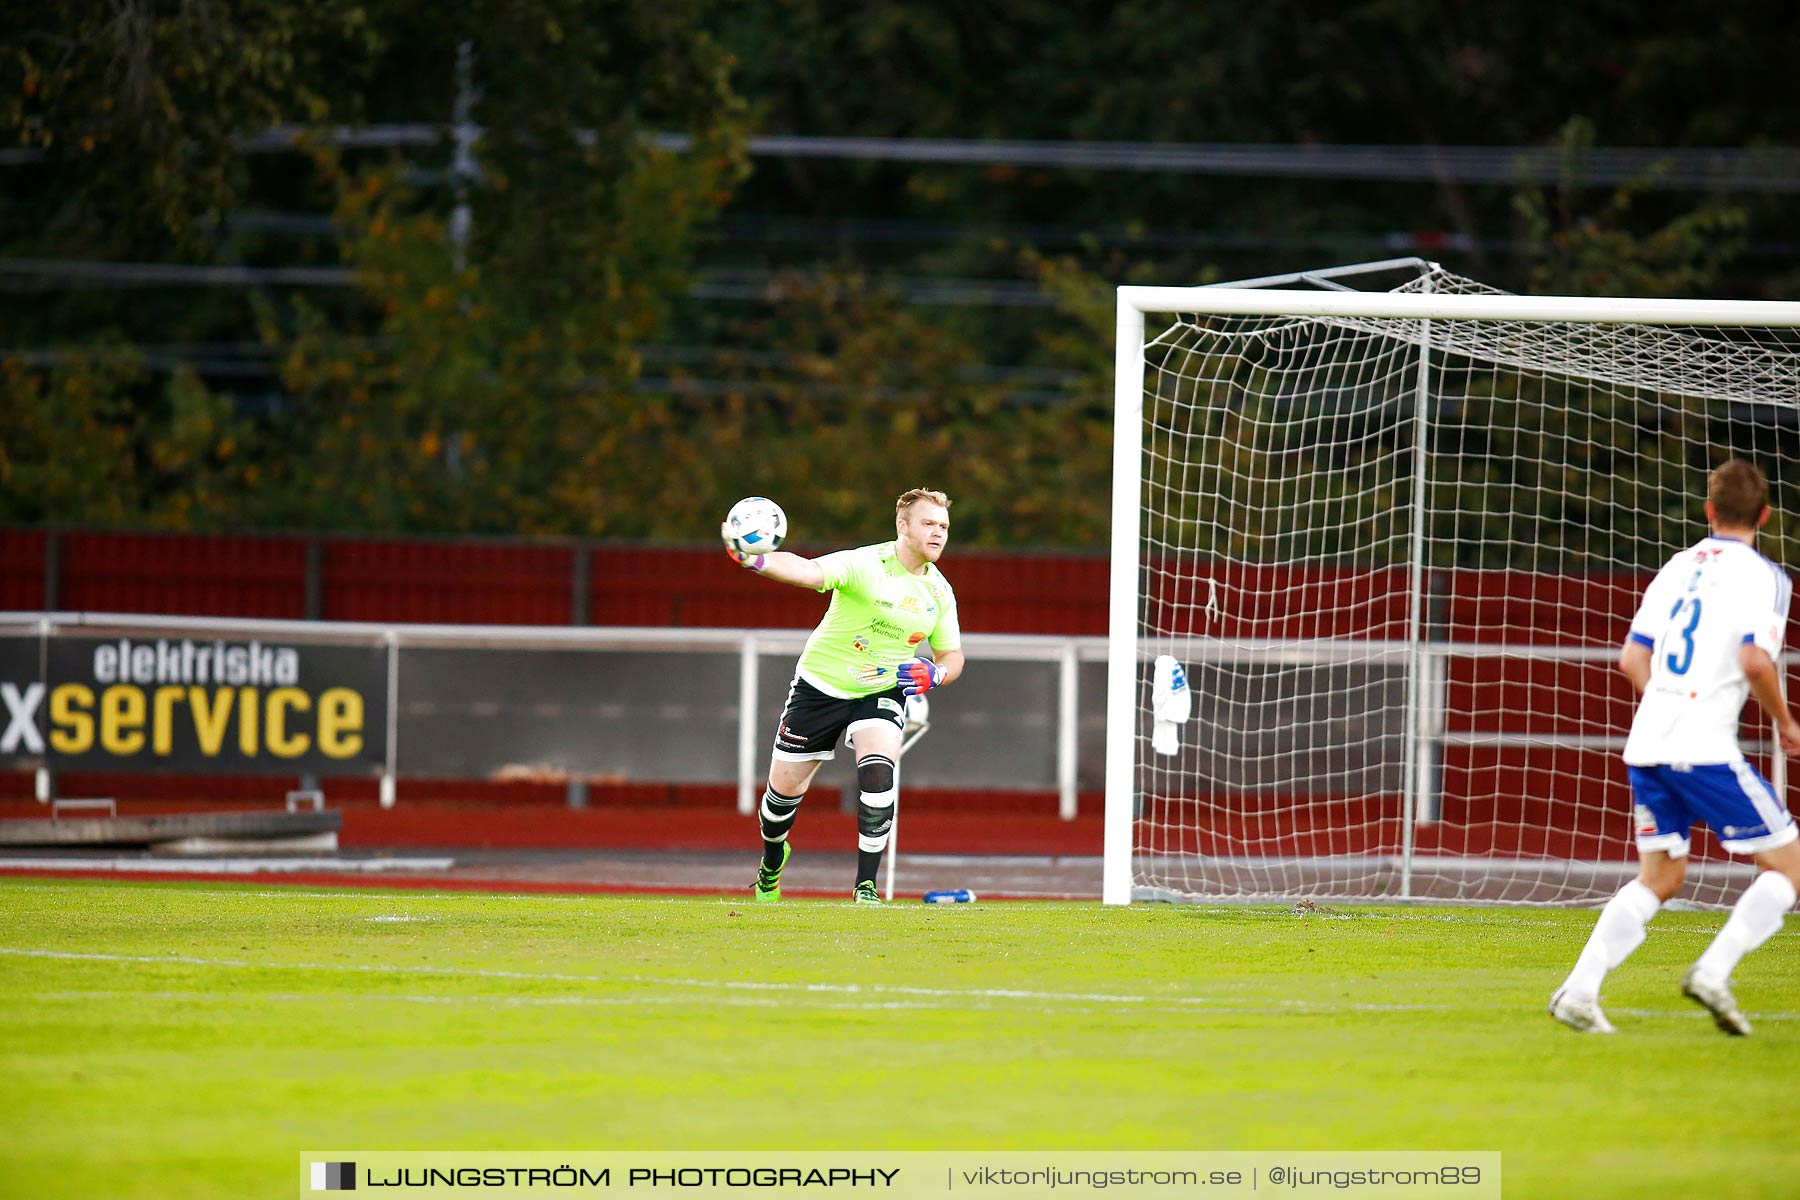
left=1118, top=286, right=1800, bottom=329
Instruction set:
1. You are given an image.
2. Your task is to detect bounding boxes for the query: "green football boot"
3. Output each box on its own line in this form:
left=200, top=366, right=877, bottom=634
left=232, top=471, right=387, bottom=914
left=753, top=842, right=791, bottom=903
left=852, top=880, right=882, bottom=905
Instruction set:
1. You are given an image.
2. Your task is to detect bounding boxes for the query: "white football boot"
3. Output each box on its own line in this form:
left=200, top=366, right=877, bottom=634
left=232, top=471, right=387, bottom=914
left=1681, top=967, right=1751, bottom=1037
left=1548, top=985, right=1617, bottom=1034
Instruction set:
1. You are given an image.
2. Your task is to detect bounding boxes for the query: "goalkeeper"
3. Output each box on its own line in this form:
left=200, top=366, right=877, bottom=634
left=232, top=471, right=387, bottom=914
left=723, top=487, right=964, bottom=904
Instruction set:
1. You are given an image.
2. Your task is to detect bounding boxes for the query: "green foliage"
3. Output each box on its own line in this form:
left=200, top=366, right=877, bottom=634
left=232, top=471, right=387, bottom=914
left=0, top=0, right=376, bottom=253
left=717, top=0, right=1799, bottom=295
left=1, top=1, right=1797, bottom=547
left=0, top=347, right=255, bottom=527
left=1514, top=120, right=1749, bottom=297
left=1425, top=371, right=1722, bottom=571
left=582, top=264, right=1120, bottom=548
left=1144, top=336, right=1414, bottom=567
left=1140, top=309, right=1800, bottom=574
left=1, top=0, right=754, bottom=538
left=233, top=0, right=751, bottom=536
left=0, top=350, right=147, bottom=525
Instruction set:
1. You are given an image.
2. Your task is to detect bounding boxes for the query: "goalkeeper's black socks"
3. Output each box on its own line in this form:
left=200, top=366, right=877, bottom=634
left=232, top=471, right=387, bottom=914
left=759, top=786, right=803, bottom=870
left=762, top=839, right=788, bottom=873
left=856, top=849, right=884, bottom=888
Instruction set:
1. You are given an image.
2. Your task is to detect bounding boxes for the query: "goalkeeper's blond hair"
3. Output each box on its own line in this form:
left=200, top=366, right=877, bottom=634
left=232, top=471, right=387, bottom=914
left=896, top=487, right=950, bottom=515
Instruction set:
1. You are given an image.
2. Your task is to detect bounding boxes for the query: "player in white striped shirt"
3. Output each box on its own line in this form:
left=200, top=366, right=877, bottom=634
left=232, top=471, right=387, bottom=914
left=1551, top=459, right=1800, bottom=1035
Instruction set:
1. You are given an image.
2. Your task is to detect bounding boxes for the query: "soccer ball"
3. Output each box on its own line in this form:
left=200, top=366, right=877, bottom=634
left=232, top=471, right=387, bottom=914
left=723, top=496, right=787, bottom=556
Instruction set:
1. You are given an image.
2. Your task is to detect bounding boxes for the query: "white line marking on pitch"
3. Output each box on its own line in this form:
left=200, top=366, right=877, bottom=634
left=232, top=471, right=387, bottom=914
left=1184, top=907, right=1799, bottom=938
left=0, top=856, right=456, bottom=874
left=1606, top=1005, right=1800, bottom=1022
left=0, top=947, right=1444, bottom=1014
left=27, top=985, right=1799, bottom=1024
left=26, top=987, right=1414, bottom=1019
left=11, top=881, right=1789, bottom=932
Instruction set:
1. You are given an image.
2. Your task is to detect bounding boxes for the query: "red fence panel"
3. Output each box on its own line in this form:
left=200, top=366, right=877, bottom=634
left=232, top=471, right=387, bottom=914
left=16, top=525, right=1799, bottom=649
left=1444, top=656, right=1635, bottom=736
left=61, top=531, right=308, bottom=618
left=0, top=530, right=46, bottom=610
left=1147, top=560, right=1412, bottom=641
left=590, top=544, right=1114, bottom=633
left=325, top=539, right=573, bottom=625
left=943, top=551, right=1109, bottom=635
left=592, top=545, right=824, bottom=628
left=1445, top=569, right=1648, bottom=646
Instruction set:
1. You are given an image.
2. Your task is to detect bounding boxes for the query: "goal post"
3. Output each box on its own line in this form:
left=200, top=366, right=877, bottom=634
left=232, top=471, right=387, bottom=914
left=1104, top=267, right=1800, bottom=907
left=1104, top=296, right=1148, bottom=905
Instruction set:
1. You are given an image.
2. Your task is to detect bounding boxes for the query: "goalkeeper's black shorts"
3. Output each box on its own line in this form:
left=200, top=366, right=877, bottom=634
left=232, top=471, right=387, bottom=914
left=771, top=675, right=904, bottom=761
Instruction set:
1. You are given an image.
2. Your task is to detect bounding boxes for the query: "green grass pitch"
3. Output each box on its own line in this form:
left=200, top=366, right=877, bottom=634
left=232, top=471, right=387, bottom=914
left=3, top=877, right=1796, bottom=1199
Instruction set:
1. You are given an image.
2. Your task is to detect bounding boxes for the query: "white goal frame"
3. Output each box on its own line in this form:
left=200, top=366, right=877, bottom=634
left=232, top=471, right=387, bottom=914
left=1104, top=281, right=1800, bottom=905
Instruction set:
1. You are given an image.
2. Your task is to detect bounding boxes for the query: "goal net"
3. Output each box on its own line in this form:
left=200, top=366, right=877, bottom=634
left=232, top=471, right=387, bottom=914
left=1103, top=264, right=1800, bottom=907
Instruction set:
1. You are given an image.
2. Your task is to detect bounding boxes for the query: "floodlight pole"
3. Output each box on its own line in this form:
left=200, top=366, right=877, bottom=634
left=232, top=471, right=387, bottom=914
left=450, top=41, right=476, bottom=272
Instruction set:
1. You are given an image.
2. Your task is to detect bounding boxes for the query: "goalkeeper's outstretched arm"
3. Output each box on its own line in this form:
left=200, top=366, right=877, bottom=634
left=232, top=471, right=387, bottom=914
left=740, top=550, right=825, bottom=590
left=724, top=540, right=825, bottom=590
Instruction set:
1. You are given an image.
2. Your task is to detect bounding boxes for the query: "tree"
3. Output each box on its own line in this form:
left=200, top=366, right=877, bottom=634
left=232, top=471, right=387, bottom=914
left=250, top=0, right=751, bottom=534
left=5, top=0, right=1798, bottom=548
left=1, top=0, right=752, bottom=536
left=0, top=346, right=254, bottom=527
left=1514, top=121, right=1748, bottom=298
left=0, top=0, right=377, bottom=255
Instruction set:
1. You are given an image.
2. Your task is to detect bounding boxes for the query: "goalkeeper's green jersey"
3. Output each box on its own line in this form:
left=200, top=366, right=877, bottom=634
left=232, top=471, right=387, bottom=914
left=796, top=541, right=961, bottom=699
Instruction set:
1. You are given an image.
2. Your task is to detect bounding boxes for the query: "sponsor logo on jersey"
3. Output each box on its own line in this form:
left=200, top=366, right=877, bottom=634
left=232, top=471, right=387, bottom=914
left=907, top=632, right=926, bottom=646
left=852, top=638, right=869, bottom=654
left=899, top=595, right=922, bottom=613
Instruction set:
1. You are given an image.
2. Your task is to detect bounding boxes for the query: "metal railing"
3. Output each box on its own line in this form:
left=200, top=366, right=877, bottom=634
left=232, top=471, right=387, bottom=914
left=0, top=613, right=1104, bottom=818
